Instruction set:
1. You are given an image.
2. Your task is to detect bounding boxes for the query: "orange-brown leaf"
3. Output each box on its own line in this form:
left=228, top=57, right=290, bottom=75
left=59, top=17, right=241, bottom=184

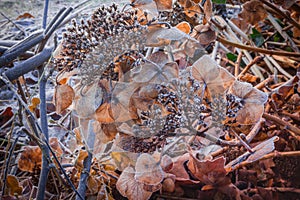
left=187, top=154, right=227, bottom=185
left=135, top=153, right=164, bottom=185
left=6, top=175, right=23, bottom=196
left=54, top=84, right=74, bottom=114
left=238, top=0, right=267, bottom=25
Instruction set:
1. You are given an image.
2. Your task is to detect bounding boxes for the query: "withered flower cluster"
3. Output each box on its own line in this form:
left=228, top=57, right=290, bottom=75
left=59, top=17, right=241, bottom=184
left=53, top=3, right=148, bottom=85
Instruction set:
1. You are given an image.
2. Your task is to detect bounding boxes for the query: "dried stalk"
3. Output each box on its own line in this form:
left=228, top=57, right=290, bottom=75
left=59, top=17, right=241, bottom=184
left=217, top=36, right=300, bottom=57
left=263, top=113, right=300, bottom=137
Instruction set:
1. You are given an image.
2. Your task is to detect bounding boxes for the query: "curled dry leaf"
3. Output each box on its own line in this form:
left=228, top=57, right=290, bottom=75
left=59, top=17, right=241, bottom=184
left=238, top=0, right=267, bottom=25
left=187, top=152, right=227, bottom=186
left=6, top=175, right=23, bottom=196
left=116, top=167, right=154, bottom=200
left=168, top=153, right=200, bottom=184
left=28, top=97, right=40, bottom=113
left=272, top=71, right=299, bottom=96
left=191, top=55, right=235, bottom=96
left=191, top=24, right=216, bottom=46
left=228, top=80, right=268, bottom=125
left=87, top=175, right=100, bottom=194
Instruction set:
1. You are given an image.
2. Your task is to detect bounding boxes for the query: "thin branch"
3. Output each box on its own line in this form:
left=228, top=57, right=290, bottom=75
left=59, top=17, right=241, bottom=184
left=263, top=113, right=300, bottom=137
left=237, top=56, right=263, bottom=78
left=1, top=132, right=20, bottom=197
left=217, top=36, right=300, bottom=57
left=261, top=0, right=300, bottom=30
left=42, top=0, right=50, bottom=29
left=0, top=11, right=25, bottom=35
left=36, top=66, right=50, bottom=200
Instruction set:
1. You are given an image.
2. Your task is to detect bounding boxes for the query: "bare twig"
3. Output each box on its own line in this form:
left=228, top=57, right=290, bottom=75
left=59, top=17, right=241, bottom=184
left=267, top=13, right=299, bottom=52
left=76, top=119, right=95, bottom=200
left=217, top=36, right=300, bottom=57
left=263, top=113, right=300, bottom=137
left=261, top=0, right=300, bottom=30
left=1, top=131, right=20, bottom=197
left=0, top=11, right=26, bottom=35
left=43, top=0, right=50, bottom=29
left=36, top=66, right=50, bottom=200
left=237, top=56, right=263, bottom=78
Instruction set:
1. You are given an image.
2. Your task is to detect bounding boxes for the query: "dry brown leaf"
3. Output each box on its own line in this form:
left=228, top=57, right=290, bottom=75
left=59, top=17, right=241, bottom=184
left=93, top=121, right=118, bottom=143
left=190, top=24, right=216, bottom=46
left=187, top=154, right=228, bottom=186
left=135, top=153, right=164, bottom=185
left=87, top=176, right=100, bottom=194
left=75, top=149, right=89, bottom=169
left=130, top=84, right=160, bottom=111
left=111, top=149, right=139, bottom=171
left=238, top=0, right=267, bottom=25
left=54, top=84, right=74, bottom=114
left=162, top=177, right=175, bottom=193
left=184, top=3, right=201, bottom=19
left=192, top=55, right=235, bottom=96
left=0, top=107, right=14, bottom=127
left=203, top=0, right=212, bottom=23
left=168, top=153, right=200, bottom=184
left=17, top=138, right=62, bottom=172
left=272, top=67, right=300, bottom=96
left=116, top=167, right=154, bottom=200
left=18, top=146, right=42, bottom=172
left=239, top=73, right=259, bottom=84
left=175, top=21, right=191, bottom=34
left=6, top=175, right=23, bottom=196
left=28, top=97, right=40, bottom=113
left=160, top=155, right=173, bottom=172
left=94, top=80, right=139, bottom=123
left=154, top=0, right=173, bottom=11
left=16, top=12, right=34, bottom=20
left=291, top=12, right=300, bottom=38
left=229, top=80, right=268, bottom=124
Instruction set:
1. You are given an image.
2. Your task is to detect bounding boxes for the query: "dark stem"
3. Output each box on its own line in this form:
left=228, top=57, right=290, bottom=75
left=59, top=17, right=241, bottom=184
left=36, top=66, right=50, bottom=200
left=0, top=31, right=44, bottom=67
left=1, top=132, right=20, bottom=197
left=43, top=0, right=50, bottom=29
left=76, top=120, right=95, bottom=200
left=0, top=47, right=53, bottom=87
